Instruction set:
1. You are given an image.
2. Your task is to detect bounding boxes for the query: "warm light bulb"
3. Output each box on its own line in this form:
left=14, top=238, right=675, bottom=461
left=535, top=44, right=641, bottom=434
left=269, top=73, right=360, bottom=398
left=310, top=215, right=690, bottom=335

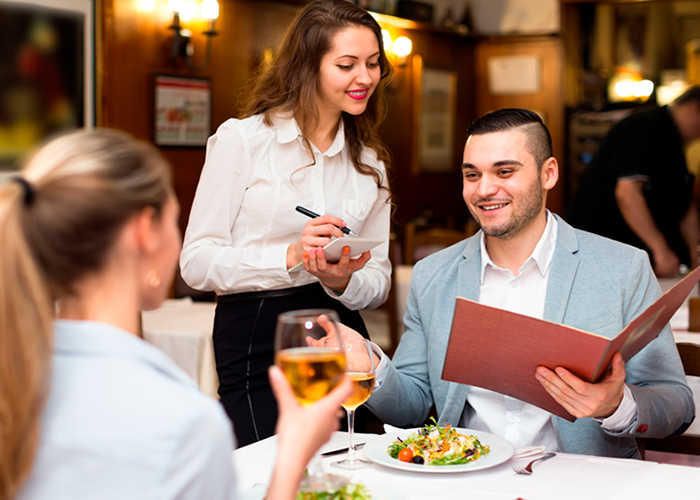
left=633, top=79, right=654, bottom=98
left=393, top=37, right=412, bottom=58
left=201, top=0, right=219, bottom=20
left=168, top=0, right=184, bottom=13
left=614, top=80, right=634, bottom=99
left=381, top=29, right=393, bottom=52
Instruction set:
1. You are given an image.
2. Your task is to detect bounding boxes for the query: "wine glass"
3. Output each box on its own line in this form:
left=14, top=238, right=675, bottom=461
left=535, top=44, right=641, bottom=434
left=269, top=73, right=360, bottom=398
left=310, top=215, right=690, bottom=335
left=331, top=338, right=376, bottom=470
left=274, top=309, right=347, bottom=492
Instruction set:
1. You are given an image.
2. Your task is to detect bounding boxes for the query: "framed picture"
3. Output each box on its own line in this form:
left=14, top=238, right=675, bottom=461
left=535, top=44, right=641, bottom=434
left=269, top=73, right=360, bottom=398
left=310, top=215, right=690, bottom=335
left=0, top=0, right=94, bottom=173
left=154, top=75, right=211, bottom=147
left=412, top=55, right=458, bottom=174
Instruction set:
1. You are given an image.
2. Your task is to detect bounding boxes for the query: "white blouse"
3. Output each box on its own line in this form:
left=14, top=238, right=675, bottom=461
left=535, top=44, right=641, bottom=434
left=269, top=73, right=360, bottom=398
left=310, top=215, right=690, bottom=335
left=180, top=114, right=391, bottom=311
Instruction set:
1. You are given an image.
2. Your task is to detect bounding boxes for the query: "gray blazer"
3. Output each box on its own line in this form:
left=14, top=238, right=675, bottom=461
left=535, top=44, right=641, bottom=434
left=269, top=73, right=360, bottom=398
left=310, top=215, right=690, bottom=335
left=367, top=215, right=695, bottom=458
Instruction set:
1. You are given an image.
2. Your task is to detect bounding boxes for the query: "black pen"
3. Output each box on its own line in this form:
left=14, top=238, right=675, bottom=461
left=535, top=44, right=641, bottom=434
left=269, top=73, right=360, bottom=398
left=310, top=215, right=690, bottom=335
left=295, top=205, right=359, bottom=237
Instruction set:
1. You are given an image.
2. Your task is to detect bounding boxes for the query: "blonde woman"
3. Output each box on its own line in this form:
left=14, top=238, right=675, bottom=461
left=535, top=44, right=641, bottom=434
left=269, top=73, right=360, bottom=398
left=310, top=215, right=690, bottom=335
left=0, top=129, right=350, bottom=500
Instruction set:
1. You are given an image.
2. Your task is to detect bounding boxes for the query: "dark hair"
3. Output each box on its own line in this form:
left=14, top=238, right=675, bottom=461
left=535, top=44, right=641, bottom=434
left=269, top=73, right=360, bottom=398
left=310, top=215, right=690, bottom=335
left=0, top=129, right=172, bottom=498
left=673, top=86, right=700, bottom=106
left=465, top=108, right=553, bottom=168
left=244, top=0, right=393, bottom=189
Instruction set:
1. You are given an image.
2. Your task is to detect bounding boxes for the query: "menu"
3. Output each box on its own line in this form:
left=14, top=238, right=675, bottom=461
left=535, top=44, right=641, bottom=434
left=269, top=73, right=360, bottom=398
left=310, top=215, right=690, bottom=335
left=441, top=267, right=700, bottom=421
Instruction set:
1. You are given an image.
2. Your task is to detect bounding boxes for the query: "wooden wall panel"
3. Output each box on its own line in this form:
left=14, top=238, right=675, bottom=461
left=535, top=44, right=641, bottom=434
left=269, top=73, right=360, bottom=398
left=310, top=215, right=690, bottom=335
left=474, top=36, right=565, bottom=215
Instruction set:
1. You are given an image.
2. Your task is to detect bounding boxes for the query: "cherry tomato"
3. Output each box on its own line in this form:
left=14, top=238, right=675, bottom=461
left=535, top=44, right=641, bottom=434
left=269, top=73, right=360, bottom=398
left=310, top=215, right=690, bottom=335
left=398, top=448, right=414, bottom=462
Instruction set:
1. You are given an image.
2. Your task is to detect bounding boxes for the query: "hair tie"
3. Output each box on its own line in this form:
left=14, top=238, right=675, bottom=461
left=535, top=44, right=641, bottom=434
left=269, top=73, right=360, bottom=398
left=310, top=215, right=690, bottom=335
left=12, top=177, right=35, bottom=205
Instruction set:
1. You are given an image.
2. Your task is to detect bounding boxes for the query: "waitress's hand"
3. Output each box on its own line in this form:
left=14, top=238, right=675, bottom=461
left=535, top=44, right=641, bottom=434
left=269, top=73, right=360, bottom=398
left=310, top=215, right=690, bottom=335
left=286, top=215, right=346, bottom=269
left=305, top=245, right=371, bottom=294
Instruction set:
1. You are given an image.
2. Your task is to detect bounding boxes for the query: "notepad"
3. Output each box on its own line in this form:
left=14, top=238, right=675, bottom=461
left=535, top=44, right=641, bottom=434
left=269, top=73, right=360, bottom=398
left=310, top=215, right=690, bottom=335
left=322, top=237, right=384, bottom=263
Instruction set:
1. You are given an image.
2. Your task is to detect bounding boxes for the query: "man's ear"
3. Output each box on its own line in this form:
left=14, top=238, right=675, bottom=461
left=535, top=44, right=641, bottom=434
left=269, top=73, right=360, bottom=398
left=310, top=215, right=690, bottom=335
left=542, top=157, right=559, bottom=191
left=134, top=206, right=160, bottom=256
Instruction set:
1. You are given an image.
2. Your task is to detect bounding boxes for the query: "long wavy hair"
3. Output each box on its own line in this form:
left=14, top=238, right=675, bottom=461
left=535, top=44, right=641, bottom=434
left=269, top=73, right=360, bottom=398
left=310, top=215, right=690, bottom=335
left=0, top=130, right=171, bottom=499
left=244, top=0, right=393, bottom=189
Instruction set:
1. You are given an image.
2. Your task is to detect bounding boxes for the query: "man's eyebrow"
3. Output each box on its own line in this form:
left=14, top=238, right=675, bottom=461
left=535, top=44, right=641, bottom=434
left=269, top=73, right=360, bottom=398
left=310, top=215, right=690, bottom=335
left=461, top=159, right=523, bottom=170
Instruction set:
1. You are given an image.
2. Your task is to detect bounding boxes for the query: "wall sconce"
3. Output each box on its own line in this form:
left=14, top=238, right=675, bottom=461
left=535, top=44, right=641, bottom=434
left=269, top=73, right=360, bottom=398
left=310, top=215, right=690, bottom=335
left=168, top=0, right=219, bottom=71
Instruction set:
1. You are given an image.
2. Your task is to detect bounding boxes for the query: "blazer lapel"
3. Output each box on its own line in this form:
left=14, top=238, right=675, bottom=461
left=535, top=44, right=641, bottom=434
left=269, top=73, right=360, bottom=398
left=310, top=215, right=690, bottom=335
left=543, top=215, right=580, bottom=324
left=440, top=235, right=483, bottom=425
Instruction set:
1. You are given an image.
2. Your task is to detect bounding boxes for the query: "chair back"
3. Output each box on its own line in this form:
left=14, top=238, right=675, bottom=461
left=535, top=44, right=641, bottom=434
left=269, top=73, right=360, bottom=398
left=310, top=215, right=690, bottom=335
left=403, top=222, right=475, bottom=265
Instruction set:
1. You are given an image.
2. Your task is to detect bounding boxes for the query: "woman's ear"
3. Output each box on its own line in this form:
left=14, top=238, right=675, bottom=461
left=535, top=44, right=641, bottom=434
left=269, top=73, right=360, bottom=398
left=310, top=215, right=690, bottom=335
left=134, top=206, right=160, bottom=256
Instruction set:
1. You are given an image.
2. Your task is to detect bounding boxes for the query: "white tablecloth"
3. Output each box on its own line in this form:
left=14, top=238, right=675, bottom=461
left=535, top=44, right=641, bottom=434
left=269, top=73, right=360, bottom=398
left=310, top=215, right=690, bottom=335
left=232, top=432, right=700, bottom=499
left=141, top=298, right=218, bottom=398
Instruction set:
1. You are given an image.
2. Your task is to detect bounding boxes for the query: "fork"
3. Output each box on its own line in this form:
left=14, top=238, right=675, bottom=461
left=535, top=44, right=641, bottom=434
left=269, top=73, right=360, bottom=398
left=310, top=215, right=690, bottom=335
left=513, top=452, right=556, bottom=475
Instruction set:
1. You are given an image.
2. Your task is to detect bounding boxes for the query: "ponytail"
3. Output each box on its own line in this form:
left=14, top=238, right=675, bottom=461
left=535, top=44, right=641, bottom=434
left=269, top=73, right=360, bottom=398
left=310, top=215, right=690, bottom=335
left=0, top=179, right=53, bottom=499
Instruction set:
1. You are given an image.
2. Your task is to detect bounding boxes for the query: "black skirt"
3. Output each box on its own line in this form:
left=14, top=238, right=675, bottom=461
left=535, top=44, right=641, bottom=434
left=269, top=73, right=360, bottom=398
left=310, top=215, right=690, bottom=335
left=213, top=282, right=370, bottom=447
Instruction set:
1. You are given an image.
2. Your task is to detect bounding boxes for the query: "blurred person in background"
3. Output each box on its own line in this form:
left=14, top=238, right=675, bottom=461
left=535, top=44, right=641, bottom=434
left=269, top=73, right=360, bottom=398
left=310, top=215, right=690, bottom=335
left=567, top=87, right=700, bottom=277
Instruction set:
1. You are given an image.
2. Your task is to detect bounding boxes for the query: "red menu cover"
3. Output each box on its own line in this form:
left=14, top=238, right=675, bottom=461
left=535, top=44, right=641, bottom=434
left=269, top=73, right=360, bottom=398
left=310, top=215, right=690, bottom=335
left=441, top=267, right=700, bottom=421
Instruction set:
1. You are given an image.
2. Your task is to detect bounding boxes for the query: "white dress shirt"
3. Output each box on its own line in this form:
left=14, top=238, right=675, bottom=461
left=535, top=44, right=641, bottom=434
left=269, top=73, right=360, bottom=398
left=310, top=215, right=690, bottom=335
left=180, top=114, right=391, bottom=310
left=16, top=320, right=236, bottom=500
left=375, top=212, right=637, bottom=449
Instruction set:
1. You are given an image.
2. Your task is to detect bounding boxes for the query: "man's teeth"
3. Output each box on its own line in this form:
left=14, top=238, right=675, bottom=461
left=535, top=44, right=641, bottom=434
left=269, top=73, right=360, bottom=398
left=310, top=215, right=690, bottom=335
left=482, top=204, right=507, bottom=211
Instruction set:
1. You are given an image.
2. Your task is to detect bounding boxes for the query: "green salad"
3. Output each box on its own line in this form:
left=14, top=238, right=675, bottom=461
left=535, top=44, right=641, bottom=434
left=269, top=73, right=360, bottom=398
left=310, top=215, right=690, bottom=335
left=295, top=482, right=372, bottom=500
left=387, top=418, right=490, bottom=466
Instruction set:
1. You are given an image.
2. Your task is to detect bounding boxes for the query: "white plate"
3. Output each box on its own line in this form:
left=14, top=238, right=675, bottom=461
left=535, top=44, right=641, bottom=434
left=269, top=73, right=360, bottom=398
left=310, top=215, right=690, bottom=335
left=238, top=481, right=407, bottom=500
left=363, top=427, right=515, bottom=473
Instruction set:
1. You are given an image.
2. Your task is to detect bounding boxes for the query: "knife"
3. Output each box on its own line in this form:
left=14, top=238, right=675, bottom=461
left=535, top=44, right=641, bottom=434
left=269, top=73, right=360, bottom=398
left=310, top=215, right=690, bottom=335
left=321, top=442, right=366, bottom=457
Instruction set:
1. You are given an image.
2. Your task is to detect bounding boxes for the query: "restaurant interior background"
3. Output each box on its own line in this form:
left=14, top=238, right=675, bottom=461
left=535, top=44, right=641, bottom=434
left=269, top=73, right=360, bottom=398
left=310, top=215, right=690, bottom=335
left=3, top=0, right=700, bottom=259
left=3, top=0, right=700, bottom=466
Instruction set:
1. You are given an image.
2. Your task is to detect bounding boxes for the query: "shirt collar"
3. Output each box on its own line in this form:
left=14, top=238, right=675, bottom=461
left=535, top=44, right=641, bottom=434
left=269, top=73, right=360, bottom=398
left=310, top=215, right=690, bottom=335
left=479, top=210, right=558, bottom=283
left=53, top=319, right=196, bottom=388
left=274, top=115, right=346, bottom=158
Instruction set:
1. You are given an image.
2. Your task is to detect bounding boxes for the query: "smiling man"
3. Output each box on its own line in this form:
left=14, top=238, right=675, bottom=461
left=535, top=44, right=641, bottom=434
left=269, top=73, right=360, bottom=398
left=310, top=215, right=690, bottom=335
left=364, top=108, right=694, bottom=458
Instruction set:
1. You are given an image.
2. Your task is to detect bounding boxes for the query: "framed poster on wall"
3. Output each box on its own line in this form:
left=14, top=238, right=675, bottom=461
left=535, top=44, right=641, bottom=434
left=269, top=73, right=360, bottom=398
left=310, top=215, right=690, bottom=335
left=412, top=55, right=458, bottom=174
left=154, top=75, right=211, bottom=147
left=0, top=0, right=94, bottom=175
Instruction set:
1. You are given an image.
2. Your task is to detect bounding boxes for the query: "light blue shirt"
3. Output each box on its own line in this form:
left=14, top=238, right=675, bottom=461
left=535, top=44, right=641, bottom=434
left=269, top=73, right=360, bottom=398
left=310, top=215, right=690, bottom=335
left=16, top=320, right=236, bottom=500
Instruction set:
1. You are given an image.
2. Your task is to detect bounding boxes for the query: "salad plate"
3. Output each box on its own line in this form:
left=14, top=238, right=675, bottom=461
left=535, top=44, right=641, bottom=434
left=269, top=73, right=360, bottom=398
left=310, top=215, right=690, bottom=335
left=238, top=481, right=408, bottom=500
left=363, top=427, right=515, bottom=474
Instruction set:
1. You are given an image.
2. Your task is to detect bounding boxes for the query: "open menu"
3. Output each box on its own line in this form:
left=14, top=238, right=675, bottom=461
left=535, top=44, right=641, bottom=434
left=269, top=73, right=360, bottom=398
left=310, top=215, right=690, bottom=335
left=441, top=266, right=700, bottom=421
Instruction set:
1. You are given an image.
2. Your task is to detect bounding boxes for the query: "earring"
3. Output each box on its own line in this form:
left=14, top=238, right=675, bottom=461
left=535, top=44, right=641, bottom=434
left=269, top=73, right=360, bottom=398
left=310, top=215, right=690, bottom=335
left=145, top=270, right=161, bottom=288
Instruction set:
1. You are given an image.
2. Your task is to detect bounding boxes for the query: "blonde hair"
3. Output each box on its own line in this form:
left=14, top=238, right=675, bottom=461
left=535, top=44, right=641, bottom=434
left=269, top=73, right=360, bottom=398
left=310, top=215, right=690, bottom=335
left=0, top=129, right=172, bottom=498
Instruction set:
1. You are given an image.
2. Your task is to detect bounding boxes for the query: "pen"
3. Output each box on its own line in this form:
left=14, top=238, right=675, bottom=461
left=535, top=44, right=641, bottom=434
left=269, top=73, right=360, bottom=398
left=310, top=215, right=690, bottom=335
left=295, top=205, right=359, bottom=238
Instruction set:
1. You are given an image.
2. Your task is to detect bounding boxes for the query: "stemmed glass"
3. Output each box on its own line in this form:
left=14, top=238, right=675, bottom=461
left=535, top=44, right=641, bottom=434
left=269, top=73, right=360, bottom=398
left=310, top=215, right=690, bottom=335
left=274, top=309, right=347, bottom=492
left=331, top=338, right=376, bottom=470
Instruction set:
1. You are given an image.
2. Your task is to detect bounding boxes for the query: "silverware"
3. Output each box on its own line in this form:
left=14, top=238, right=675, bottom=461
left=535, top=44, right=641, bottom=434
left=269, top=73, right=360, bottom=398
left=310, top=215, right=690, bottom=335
left=513, top=452, right=556, bottom=475
left=321, top=442, right=366, bottom=457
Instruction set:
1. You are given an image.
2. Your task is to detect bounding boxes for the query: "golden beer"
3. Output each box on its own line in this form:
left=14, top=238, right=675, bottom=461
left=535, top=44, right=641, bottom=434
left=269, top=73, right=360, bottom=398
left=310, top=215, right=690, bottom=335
left=341, top=372, right=375, bottom=410
left=276, top=348, right=345, bottom=405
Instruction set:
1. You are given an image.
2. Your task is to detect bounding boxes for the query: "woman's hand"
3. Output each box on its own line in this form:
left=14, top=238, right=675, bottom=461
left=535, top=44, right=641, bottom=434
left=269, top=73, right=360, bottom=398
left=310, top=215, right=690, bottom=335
left=266, top=365, right=352, bottom=500
left=286, top=215, right=370, bottom=294
left=304, top=245, right=371, bottom=294
left=287, top=215, right=346, bottom=269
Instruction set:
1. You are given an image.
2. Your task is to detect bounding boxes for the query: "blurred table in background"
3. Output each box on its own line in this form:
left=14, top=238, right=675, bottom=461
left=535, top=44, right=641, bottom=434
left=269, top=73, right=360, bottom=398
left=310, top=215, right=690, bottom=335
left=141, top=298, right=218, bottom=399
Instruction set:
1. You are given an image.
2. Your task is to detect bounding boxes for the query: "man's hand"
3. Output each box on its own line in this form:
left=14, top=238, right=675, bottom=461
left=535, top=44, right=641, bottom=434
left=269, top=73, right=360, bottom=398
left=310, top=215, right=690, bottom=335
left=535, top=352, right=626, bottom=419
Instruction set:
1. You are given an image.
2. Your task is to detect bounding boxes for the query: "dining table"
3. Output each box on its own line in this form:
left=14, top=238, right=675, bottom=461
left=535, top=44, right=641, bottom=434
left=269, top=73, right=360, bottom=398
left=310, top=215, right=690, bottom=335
left=232, top=431, right=700, bottom=499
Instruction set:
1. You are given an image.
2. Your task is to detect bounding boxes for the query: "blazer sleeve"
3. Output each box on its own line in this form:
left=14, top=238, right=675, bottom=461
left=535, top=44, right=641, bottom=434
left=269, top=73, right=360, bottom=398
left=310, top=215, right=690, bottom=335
left=605, top=250, right=695, bottom=439
left=365, top=261, right=434, bottom=426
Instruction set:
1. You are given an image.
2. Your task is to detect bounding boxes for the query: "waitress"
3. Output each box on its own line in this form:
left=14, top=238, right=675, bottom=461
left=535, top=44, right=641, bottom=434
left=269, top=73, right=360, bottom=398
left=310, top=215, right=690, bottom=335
left=180, top=0, right=393, bottom=446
